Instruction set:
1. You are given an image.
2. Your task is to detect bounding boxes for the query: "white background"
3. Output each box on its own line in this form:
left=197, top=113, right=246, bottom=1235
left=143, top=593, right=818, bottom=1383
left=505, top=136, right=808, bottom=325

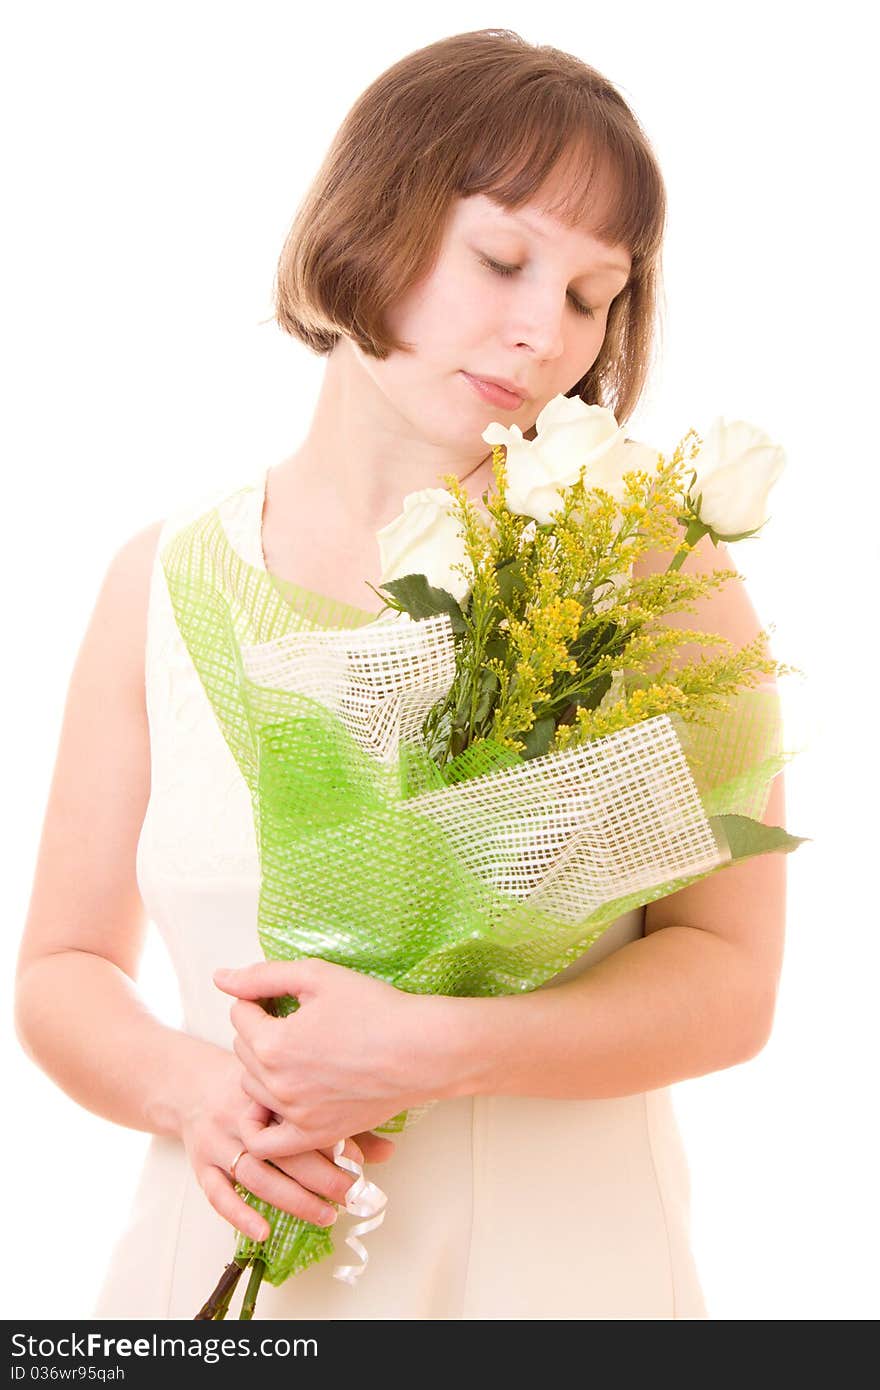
left=3, top=1, right=876, bottom=1320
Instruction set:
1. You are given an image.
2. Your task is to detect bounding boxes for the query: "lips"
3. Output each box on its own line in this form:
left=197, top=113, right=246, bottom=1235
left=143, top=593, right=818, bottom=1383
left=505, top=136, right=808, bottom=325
left=472, top=373, right=530, bottom=399
left=461, top=371, right=529, bottom=407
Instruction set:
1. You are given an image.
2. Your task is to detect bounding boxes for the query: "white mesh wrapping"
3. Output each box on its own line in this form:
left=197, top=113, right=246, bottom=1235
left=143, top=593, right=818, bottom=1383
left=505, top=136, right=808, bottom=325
left=241, top=612, right=456, bottom=765
left=239, top=613, right=730, bottom=921
left=405, top=716, right=729, bottom=921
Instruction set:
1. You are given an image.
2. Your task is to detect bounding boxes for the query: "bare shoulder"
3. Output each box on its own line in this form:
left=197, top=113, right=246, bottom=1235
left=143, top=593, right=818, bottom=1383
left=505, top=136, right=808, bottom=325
left=119, top=516, right=166, bottom=569
left=99, top=518, right=167, bottom=700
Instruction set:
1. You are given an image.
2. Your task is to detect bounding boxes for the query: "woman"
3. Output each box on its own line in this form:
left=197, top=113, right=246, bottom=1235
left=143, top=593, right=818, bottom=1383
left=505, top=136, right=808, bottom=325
left=14, top=29, right=786, bottom=1320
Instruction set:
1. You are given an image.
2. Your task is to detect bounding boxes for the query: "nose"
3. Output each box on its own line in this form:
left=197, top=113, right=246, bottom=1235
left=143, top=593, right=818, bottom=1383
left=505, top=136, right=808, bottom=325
left=510, top=291, right=567, bottom=362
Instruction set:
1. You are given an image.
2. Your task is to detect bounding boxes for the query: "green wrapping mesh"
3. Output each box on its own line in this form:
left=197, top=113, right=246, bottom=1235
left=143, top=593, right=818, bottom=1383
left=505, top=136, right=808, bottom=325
left=161, top=494, right=798, bottom=1286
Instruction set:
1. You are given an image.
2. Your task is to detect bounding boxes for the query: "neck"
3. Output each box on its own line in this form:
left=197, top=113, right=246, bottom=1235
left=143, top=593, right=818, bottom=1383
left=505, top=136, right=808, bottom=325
left=272, top=340, right=518, bottom=531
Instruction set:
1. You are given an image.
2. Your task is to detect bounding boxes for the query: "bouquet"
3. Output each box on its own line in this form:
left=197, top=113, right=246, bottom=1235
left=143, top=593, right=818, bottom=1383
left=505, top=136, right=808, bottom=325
left=161, top=395, right=807, bottom=1318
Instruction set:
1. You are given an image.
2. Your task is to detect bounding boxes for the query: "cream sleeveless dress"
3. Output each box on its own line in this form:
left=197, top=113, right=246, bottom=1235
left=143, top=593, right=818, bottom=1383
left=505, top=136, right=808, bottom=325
left=93, top=467, right=709, bottom=1321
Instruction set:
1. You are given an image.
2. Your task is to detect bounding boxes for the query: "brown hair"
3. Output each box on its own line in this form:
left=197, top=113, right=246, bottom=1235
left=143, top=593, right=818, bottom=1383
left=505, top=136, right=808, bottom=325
left=271, top=28, right=667, bottom=426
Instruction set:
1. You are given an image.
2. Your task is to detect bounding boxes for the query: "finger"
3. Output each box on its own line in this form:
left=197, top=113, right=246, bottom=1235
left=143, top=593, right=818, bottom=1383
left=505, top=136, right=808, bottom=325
left=239, top=1089, right=283, bottom=1145
left=354, top=1132, right=396, bottom=1163
left=232, top=1031, right=299, bottom=1110
left=200, top=1165, right=271, bottom=1243
left=232, top=1029, right=262, bottom=1075
left=231, top=1152, right=339, bottom=1228
left=246, top=1119, right=313, bottom=1161
left=239, top=1067, right=283, bottom=1112
left=318, top=1136, right=364, bottom=1165
left=243, top=1098, right=273, bottom=1129
left=229, top=998, right=281, bottom=1054
left=269, top=1149, right=362, bottom=1206
left=213, top=958, right=325, bottom=1002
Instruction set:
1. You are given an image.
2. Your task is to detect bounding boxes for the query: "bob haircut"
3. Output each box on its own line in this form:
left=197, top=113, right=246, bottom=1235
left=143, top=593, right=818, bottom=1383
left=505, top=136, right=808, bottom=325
left=272, top=28, right=667, bottom=427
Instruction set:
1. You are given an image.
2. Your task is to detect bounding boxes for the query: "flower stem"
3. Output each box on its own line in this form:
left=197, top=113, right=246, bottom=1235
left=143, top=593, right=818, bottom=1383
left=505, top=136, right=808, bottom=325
left=239, top=1256, right=267, bottom=1319
left=668, top=519, right=706, bottom=572
left=213, top=1259, right=250, bottom=1319
left=194, top=1257, right=249, bottom=1320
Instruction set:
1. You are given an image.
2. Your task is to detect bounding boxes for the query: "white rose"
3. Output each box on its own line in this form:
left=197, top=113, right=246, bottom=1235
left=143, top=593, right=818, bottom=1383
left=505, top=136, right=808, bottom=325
left=482, top=395, right=622, bottom=523
left=589, top=436, right=661, bottom=613
left=687, top=418, right=786, bottom=537
left=482, top=393, right=658, bottom=521
left=589, top=435, right=663, bottom=507
left=376, top=487, right=473, bottom=602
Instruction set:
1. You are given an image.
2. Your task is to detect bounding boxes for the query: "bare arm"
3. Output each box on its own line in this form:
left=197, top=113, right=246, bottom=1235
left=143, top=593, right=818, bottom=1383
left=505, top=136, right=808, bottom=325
left=434, top=533, right=787, bottom=1101
left=432, top=768, right=785, bottom=1101
left=14, top=519, right=221, bottom=1138
left=14, top=523, right=391, bottom=1235
left=16, top=951, right=234, bottom=1137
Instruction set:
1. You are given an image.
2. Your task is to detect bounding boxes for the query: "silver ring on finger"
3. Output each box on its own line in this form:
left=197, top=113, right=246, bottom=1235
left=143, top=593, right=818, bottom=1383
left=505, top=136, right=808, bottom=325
left=229, top=1146, right=248, bottom=1184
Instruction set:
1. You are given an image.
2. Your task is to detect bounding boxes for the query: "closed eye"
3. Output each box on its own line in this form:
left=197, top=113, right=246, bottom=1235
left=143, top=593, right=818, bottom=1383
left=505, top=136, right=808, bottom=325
left=477, top=255, right=596, bottom=319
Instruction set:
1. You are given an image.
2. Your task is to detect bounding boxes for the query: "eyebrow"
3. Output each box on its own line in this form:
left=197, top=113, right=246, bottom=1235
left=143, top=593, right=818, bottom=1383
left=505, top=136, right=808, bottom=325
left=501, top=207, right=631, bottom=277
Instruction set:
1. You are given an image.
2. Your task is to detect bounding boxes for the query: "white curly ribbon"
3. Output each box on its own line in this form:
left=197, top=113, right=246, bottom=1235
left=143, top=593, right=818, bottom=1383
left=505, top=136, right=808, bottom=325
left=330, top=1140, right=389, bottom=1285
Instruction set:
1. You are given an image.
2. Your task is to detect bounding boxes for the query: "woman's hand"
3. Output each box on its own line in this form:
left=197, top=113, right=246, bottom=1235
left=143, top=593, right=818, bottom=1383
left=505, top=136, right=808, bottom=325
left=178, top=1046, right=396, bottom=1241
left=214, top=957, right=456, bottom=1160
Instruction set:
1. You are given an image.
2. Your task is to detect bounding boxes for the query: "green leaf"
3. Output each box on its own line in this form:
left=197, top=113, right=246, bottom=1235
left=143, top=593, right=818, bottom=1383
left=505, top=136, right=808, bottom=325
left=483, top=636, right=508, bottom=661
left=558, top=672, right=613, bottom=712
left=450, top=681, right=474, bottom=731
left=709, top=814, right=811, bottom=861
left=709, top=522, right=766, bottom=544
left=495, top=556, right=529, bottom=607
left=569, top=618, right=619, bottom=666
left=517, top=715, right=556, bottom=760
left=472, top=667, right=500, bottom=724
left=541, top=667, right=611, bottom=725
left=377, top=574, right=466, bottom=634
left=449, top=725, right=468, bottom=758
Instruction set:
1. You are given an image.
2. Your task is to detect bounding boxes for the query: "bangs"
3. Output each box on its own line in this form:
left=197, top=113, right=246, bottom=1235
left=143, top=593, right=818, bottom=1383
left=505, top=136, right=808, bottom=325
left=455, top=104, right=664, bottom=266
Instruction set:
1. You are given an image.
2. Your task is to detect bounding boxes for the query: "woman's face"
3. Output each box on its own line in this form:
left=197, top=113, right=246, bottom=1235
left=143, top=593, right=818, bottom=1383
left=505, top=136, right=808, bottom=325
left=357, top=183, right=632, bottom=450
